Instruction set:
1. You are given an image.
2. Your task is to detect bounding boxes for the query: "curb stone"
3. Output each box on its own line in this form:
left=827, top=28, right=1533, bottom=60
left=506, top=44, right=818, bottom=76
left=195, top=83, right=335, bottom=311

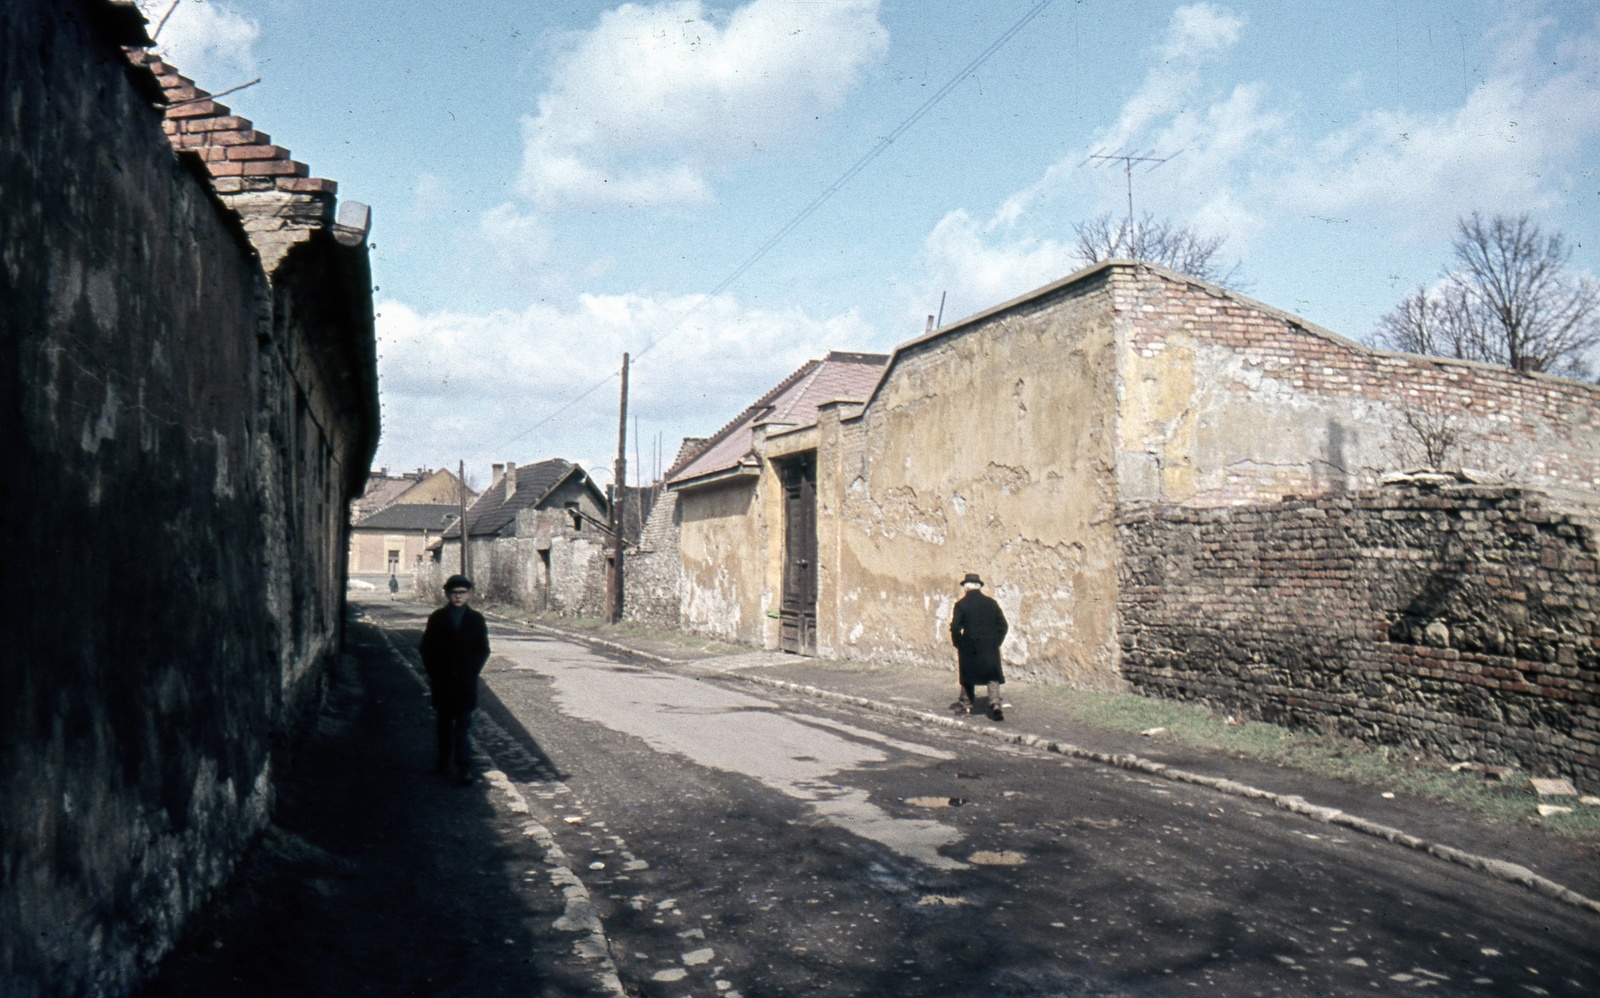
left=494, top=617, right=1600, bottom=918
left=734, top=674, right=1600, bottom=918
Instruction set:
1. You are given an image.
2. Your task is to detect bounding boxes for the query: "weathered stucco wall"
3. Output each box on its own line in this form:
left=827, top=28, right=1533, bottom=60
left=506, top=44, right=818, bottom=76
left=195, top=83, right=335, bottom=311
left=0, top=5, right=376, bottom=995
left=829, top=275, right=1122, bottom=683
left=678, top=479, right=770, bottom=644
left=1118, top=485, right=1600, bottom=791
left=1112, top=268, right=1600, bottom=508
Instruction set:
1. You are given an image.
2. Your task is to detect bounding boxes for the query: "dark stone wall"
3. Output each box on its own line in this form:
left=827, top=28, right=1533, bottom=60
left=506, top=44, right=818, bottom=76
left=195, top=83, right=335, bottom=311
left=0, top=4, right=376, bottom=995
left=1117, top=486, right=1600, bottom=791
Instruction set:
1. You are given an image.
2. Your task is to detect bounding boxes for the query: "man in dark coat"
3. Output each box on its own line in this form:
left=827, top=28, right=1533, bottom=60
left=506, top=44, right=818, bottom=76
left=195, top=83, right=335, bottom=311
left=419, top=574, right=491, bottom=785
left=950, top=572, right=1008, bottom=720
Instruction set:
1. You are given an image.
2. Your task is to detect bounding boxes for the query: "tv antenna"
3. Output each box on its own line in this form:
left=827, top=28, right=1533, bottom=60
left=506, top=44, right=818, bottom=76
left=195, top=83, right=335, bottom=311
left=1085, top=148, right=1182, bottom=230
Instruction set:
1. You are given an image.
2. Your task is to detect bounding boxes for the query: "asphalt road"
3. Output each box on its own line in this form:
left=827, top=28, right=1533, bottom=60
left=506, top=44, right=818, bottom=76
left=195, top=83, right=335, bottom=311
left=365, top=602, right=1599, bottom=998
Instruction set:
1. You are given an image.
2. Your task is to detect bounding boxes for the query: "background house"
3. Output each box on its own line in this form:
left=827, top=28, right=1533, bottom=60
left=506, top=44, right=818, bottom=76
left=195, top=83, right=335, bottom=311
left=663, top=352, right=890, bottom=652
left=347, top=466, right=472, bottom=580
left=425, top=459, right=610, bottom=614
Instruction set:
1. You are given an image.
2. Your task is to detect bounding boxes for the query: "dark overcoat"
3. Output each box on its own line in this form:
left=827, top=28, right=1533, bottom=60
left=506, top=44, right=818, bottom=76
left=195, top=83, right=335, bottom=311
left=419, top=604, right=491, bottom=713
left=950, top=589, right=1008, bottom=685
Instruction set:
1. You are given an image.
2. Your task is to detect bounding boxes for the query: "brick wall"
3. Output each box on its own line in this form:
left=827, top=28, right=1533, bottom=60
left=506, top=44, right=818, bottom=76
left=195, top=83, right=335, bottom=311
left=1117, top=483, right=1600, bottom=790
left=1110, top=267, right=1600, bottom=509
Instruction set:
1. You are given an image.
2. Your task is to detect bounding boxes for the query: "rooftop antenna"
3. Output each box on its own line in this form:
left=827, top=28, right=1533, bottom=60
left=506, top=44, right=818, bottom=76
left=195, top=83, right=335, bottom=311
left=1084, top=148, right=1183, bottom=232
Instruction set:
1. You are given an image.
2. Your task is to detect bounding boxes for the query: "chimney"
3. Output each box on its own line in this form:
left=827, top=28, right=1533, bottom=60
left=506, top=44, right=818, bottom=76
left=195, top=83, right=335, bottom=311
left=491, top=463, right=504, bottom=488
left=505, top=461, right=517, bottom=499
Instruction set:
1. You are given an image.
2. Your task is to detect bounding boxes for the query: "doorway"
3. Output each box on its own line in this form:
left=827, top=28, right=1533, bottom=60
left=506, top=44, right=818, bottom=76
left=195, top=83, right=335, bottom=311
left=779, top=456, right=818, bottom=655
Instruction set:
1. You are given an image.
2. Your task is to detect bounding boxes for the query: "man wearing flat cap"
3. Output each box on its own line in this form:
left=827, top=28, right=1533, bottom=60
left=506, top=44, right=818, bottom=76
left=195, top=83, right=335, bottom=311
left=950, top=572, right=1009, bottom=720
left=420, top=574, right=491, bottom=785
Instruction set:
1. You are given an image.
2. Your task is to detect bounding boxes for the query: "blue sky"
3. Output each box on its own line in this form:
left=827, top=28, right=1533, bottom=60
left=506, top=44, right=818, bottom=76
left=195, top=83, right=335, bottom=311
left=140, top=0, right=1600, bottom=487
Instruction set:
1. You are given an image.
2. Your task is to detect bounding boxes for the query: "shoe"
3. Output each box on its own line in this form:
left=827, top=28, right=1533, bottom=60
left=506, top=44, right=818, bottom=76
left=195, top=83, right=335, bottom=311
left=989, top=707, right=1004, bottom=721
left=949, top=700, right=969, bottom=712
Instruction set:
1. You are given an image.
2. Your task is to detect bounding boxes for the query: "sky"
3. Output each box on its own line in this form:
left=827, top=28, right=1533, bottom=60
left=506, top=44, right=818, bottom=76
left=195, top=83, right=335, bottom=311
left=138, top=0, right=1600, bottom=489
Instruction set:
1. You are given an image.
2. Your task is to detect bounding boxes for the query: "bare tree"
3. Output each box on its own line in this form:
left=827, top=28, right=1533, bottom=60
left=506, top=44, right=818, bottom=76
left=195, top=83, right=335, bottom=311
left=1375, top=283, right=1480, bottom=361
left=1072, top=212, right=1240, bottom=285
left=1399, top=404, right=1463, bottom=469
left=1375, top=213, right=1600, bottom=379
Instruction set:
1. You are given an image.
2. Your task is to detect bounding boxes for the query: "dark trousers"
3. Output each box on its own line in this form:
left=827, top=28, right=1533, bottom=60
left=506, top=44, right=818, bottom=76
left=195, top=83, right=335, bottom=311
left=435, top=708, right=473, bottom=771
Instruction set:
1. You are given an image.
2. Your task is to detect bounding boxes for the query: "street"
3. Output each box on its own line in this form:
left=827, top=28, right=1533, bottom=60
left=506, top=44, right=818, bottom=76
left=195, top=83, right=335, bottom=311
left=360, top=600, right=1598, bottom=997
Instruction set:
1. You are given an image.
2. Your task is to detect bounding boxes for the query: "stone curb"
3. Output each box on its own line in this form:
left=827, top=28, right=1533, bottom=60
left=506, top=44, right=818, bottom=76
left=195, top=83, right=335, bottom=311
left=504, top=617, right=1600, bottom=918
left=368, top=615, right=629, bottom=996
left=731, top=674, right=1600, bottom=918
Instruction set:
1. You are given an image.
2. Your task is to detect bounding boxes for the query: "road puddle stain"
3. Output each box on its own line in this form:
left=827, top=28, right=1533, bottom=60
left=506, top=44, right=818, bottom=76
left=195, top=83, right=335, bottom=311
left=967, top=850, right=1026, bottom=866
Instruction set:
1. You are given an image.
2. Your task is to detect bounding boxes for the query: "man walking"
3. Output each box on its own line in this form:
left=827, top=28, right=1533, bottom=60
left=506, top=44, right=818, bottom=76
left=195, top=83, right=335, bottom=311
left=419, top=574, right=491, bottom=785
left=950, top=572, right=1008, bottom=720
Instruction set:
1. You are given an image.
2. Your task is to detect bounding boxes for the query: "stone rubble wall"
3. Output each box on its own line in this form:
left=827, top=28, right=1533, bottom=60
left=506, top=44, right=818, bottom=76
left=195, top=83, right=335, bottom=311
left=1117, top=484, right=1600, bottom=790
left=625, top=489, right=684, bottom=630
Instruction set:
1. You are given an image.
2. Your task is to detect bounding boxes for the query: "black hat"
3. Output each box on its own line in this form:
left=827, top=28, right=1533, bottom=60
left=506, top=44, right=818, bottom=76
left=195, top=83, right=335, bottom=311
left=960, top=573, right=984, bottom=586
left=443, top=574, right=474, bottom=592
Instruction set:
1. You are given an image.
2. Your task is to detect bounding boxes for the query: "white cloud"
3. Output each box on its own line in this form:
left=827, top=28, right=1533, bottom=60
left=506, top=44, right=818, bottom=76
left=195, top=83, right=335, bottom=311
left=519, top=0, right=888, bottom=208
left=478, top=203, right=554, bottom=276
left=137, top=0, right=260, bottom=88
left=920, top=6, right=1600, bottom=320
left=995, top=3, right=1247, bottom=229
left=1271, top=26, right=1600, bottom=236
left=918, top=211, right=1080, bottom=324
left=373, top=293, right=875, bottom=482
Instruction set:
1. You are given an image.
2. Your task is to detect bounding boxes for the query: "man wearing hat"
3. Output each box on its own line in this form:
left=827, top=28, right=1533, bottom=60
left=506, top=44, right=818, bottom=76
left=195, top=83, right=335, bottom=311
left=419, top=574, right=491, bottom=785
left=949, top=572, right=1009, bottom=720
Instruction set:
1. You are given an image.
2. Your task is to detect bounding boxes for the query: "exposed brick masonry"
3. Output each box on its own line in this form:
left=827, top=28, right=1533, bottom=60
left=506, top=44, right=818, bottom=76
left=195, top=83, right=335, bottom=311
left=129, top=52, right=335, bottom=196
left=1117, top=484, right=1600, bottom=791
left=1111, top=270, right=1600, bottom=500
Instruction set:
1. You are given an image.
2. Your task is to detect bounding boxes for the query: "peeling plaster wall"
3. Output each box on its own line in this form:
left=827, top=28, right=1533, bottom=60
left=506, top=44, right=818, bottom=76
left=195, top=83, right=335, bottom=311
left=829, top=276, right=1122, bottom=684
left=678, top=480, right=769, bottom=645
left=1111, top=269, right=1600, bottom=509
left=0, top=6, right=376, bottom=995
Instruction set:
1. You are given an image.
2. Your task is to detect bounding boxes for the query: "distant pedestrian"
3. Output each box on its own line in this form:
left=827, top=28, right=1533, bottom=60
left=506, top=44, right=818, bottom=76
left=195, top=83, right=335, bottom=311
left=388, top=573, right=400, bottom=600
left=949, top=572, right=1008, bottom=721
left=419, top=575, right=491, bottom=785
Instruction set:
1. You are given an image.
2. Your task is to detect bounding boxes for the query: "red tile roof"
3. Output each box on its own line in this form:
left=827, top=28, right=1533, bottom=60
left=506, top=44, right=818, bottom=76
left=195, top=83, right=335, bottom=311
left=668, top=352, right=887, bottom=487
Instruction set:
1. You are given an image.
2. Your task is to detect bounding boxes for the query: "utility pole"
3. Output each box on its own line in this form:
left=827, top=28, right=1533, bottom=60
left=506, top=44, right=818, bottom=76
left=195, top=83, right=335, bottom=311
left=606, top=353, right=629, bottom=624
left=458, top=459, right=468, bottom=580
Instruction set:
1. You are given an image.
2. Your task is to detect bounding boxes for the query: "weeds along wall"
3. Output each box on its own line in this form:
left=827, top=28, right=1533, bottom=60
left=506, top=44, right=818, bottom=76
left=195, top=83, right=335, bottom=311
left=0, top=4, right=377, bottom=995
left=1117, top=485, right=1600, bottom=791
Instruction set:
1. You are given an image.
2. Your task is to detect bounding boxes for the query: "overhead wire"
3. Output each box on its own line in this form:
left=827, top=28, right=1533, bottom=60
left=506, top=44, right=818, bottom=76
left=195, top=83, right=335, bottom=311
left=492, top=0, right=1059, bottom=452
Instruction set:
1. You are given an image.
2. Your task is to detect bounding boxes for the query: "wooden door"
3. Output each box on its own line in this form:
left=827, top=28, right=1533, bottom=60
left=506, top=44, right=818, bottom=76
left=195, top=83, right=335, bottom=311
left=779, top=457, right=818, bottom=655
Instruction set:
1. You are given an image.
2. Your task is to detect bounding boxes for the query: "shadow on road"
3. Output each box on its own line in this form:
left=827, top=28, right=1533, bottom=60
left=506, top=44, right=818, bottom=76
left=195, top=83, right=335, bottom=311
left=137, top=610, right=583, bottom=997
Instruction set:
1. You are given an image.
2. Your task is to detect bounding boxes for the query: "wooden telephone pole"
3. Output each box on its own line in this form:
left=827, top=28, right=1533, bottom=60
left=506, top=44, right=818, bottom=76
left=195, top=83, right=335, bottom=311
left=606, top=353, right=629, bottom=624
left=458, top=459, right=469, bottom=580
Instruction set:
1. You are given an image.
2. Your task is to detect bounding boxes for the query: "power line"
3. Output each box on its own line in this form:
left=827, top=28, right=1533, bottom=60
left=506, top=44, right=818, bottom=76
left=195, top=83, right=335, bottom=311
left=491, top=0, right=1059, bottom=452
